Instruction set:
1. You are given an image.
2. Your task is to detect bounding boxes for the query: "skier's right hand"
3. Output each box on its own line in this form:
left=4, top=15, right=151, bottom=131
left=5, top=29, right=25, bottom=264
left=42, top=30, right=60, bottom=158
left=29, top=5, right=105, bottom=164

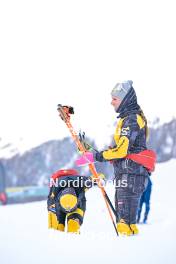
left=78, top=132, right=96, bottom=152
left=75, top=152, right=94, bottom=166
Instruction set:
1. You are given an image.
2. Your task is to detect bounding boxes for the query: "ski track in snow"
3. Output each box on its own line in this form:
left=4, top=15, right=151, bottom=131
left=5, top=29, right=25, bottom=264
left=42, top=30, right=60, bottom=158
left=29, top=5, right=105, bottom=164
left=0, top=160, right=176, bottom=264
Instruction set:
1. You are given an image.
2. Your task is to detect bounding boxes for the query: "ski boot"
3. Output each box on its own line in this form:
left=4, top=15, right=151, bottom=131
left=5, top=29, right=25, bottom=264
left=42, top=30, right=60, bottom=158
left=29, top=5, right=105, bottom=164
left=117, top=219, right=139, bottom=235
left=130, top=224, right=139, bottom=234
left=117, top=219, right=133, bottom=236
left=48, top=211, right=65, bottom=231
left=67, top=219, right=80, bottom=234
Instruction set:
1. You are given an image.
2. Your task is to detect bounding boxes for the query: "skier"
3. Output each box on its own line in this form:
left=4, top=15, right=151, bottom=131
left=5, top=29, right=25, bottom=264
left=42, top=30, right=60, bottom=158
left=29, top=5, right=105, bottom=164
left=47, top=169, right=99, bottom=234
left=77, top=80, right=156, bottom=236
left=0, top=161, right=7, bottom=205
left=137, top=177, right=152, bottom=223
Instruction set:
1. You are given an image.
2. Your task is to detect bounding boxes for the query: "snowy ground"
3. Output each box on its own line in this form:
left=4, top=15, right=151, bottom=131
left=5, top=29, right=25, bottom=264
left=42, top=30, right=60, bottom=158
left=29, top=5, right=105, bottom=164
left=0, top=160, right=176, bottom=264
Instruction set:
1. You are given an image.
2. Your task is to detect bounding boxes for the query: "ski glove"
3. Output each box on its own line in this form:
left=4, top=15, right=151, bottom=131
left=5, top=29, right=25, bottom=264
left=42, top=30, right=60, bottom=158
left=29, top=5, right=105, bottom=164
left=78, top=132, right=96, bottom=152
left=94, top=151, right=105, bottom=162
left=75, top=151, right=105, bottom=167
left=75, top=152, right=95, bottom=166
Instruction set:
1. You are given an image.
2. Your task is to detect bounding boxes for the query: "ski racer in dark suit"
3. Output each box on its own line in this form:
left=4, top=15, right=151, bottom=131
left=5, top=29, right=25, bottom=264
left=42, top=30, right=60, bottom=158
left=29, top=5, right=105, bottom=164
left=95, top=81, right=156, bottom=235
left=85, top=80, right=156, bottom=236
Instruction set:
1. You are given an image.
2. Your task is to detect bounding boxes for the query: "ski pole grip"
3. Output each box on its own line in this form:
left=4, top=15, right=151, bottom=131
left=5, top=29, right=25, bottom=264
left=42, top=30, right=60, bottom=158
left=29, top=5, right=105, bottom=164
left=57, top=104, right=74, bottom=121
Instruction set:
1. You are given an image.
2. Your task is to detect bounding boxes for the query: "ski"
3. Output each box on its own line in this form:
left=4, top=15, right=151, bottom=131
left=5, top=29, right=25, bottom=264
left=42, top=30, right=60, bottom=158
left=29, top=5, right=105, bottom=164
left=57, top=104, right=118, bottom=236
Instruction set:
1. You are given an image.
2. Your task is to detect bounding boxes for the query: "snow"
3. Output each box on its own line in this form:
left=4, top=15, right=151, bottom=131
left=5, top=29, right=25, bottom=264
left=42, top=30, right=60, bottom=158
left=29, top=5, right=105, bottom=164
left=0, top=160, right=176, bottom=264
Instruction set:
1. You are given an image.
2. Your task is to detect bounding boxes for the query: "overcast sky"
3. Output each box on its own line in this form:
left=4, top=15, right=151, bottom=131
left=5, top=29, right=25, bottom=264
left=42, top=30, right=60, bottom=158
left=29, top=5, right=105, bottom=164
left=0, top=0, right=175, bottom=149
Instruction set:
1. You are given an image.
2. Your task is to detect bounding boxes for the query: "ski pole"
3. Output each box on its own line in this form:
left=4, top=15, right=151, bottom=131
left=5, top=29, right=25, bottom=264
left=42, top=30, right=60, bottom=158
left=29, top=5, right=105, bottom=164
left=104, top=192, right=118, bottom=220
left=57, top=104, right=118, bottom=236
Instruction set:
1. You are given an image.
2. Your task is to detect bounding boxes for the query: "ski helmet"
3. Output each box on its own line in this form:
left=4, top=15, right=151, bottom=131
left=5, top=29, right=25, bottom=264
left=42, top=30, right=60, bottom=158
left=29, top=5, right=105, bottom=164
left=51, top=169, right=78, bottom=180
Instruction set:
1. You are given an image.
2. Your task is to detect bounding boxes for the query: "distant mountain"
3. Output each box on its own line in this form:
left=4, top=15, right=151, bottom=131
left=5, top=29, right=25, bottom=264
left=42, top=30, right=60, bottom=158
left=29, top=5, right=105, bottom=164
left=0, top=138, right=20, bottom=158
left=1, top=118, right=176, bottom=187
left=147, top=118, right=176, bottom=162
left=0, top=137, right=113, bottom=187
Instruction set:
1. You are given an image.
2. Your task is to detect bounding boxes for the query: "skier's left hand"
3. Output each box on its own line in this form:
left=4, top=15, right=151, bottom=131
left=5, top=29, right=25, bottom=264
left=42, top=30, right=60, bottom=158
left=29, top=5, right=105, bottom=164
left=78, top=132, right=97, bottom=152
